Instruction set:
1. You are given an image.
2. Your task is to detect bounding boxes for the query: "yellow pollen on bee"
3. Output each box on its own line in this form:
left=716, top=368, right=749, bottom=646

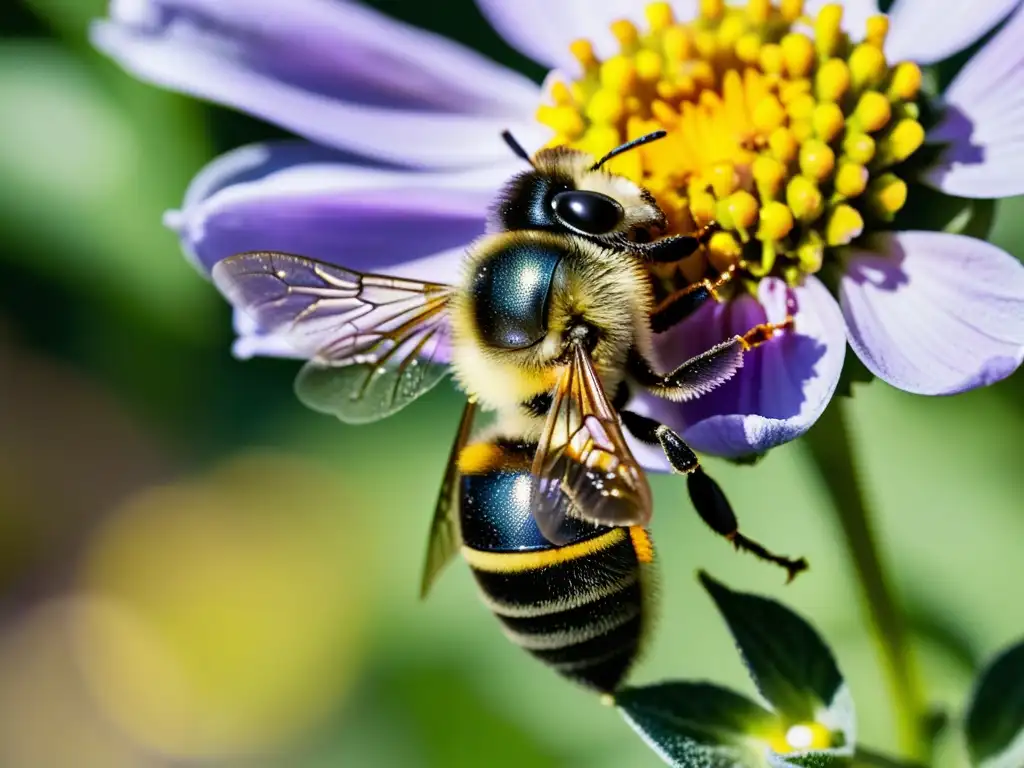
left=536, top=0, right=925, bottom=284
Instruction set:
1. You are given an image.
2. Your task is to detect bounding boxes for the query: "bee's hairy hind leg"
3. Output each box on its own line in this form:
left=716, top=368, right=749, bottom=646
left=630, top=309, right=796, bottom=402
left=618, top=409, right=808, bottom=582
left=687, top=468, right=808, bottom=583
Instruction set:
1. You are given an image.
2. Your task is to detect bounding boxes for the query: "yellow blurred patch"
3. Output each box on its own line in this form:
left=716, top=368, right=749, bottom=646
left=72, top=451, right=376, bottom=759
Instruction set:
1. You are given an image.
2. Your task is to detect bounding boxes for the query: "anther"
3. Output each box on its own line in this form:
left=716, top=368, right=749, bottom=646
left=812, top=103, right=845, bottom=142
left=842, top=132, right=876, bottom=164
left=736, top=33, right=763, bottom=65
left=753, top=155, right=786, bottom=200
left=747, top=0, right=771, bottom=25
left=725, top=190, right=759, bottom=233
left=867, top=173, right=908, bottom=219
left=600, top=56, right=637, bottom=94
left=786, top=176, right=824, bottom=222
left=796, top=231, right=825, bottom=272
left=876, top=119, right=925, bottom=166
left=888, top=61, right=922, bottom=100
left=611, top=19, right=639, bottom=53
left=834, top=161, right=869, bottom=198
left=645, top=2, right=675, bottom=32
left=769, top=127, right=799, bottom=164
left=781, top=33, right=815, bottom=78
left=780, top=0, right=804, bottom=21
left=587, top=90, right=625, bottom=124
left=635, top=49, right=663, bottom=82
left=865, top=15, right=889, bottom=48
left=758, top=201, right=795, bottom=240
left=815, top=59, right=850, bottom=102
left=569, top=39, right=597, bottom=70
left=849, top=43, right=887, bottom=91
left=709, top=162, right=739, bottom=198
left=799, top=140, right=836, bottom=181
left=663, top=26, right=690, bottom=61
left=708, top=231, right=743, bottom=270
left=814, top=4, right=844, bottom=58
left=825, top=204, right=864, bottom=246
left=700, top=0, right=725, bottom=20
left=853, top=91, right=891, bottom=132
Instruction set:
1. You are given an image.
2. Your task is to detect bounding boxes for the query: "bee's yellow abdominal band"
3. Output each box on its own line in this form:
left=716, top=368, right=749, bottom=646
left=537, top=0, right=923, bottom=286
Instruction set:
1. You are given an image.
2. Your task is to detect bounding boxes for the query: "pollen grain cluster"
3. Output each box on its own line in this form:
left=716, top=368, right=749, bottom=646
left=536, top=0, right=924, bottom=288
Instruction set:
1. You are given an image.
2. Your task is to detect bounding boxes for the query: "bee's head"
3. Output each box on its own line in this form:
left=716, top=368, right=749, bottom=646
left=452, top=232, right=654, bottom=389
left=489, top=131, right=668, bottom=247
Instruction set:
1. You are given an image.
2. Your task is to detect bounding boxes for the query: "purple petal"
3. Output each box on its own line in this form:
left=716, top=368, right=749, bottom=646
left=167, top=140, right=511, bottom=278
left=91, top=0, right=547, bottom=167
left=922, top=4, right=1024, bottom=197
left=628, top=277, right=847, bottom=464
left=475, top=0, right=659, bottom=71
left=840, top=231, right=1024, bottom=395
left=885, top=0, right=1019, bottom=64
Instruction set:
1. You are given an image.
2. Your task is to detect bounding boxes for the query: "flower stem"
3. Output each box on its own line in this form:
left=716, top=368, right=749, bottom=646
left=804, top=399, right=928, bottom=762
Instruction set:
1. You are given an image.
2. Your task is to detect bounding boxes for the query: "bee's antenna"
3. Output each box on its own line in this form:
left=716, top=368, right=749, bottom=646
left=501, top=130, right=533, bottom=165
left=591, top=130, right=667, bottom=171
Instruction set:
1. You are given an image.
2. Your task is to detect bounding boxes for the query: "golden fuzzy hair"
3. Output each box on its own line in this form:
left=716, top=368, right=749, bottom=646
left=449, top=230, right=657, bottom=436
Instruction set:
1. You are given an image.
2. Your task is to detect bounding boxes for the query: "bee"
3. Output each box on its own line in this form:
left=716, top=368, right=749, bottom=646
left=211, top=132, right=807, bottom=695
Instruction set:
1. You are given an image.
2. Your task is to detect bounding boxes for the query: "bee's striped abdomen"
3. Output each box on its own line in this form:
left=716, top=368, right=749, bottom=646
left=459, top=454, right=651, bottom=693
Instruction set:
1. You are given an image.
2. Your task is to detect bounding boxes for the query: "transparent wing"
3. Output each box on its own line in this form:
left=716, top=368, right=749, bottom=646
left=212, top=251, right=453, bottom=424
left=419, top=398, right=478, bottom=599
left=530, top=343, right=653, bottom=545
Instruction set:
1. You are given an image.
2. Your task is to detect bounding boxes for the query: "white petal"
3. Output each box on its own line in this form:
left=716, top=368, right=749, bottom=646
left=922, top=4, right=1024, bottom=197
left=886, top=0, right=1020, bottom=65
left=840, top=231, right=1024, bottom=395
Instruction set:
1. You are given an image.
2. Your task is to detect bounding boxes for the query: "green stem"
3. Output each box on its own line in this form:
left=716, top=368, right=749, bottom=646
left=804, top=399, right=928, bottom=762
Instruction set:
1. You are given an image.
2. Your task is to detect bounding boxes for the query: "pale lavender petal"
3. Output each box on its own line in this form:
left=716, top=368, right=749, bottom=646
left=91, top=0, right=546, bottom=167
left=923, top=4, right=1024, bottom=197
left=166, top=140, right=514, bottom=277
left=840, top=231, right=1024, bottom=395
left=475, top=0, right=660, bottom=71
left=885, top=0, right=1019, bottom=65
left=629, top=277, right=847, bottom=463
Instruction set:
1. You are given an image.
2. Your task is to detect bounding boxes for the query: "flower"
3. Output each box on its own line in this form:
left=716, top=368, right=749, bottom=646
left=91, top=0, right=1024, bottom=462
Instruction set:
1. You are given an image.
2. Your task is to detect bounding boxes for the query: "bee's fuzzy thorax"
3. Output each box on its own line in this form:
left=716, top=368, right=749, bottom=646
left=448, top=230, right=655, bottom=429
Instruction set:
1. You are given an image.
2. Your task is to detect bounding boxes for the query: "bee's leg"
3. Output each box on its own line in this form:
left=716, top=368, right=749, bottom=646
left=639, top=221, right=719, bottom=265
left=630, top=315, right=795, bottom=401
left=649, top=264, right=740, bottom=333
left=618, top=409, right=807, bottom=582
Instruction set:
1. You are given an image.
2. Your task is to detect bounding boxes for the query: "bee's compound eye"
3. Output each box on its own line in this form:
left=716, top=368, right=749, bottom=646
left=551, top=190, right=624, bottom=235
left=470, top=241, right=563, bottom=350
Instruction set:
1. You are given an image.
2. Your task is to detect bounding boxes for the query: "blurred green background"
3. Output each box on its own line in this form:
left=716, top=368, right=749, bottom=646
left=1, top=1, right=1023, bottom=766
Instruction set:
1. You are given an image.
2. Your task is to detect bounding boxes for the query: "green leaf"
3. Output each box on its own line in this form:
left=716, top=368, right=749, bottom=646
left=965, top=639, right=1024, bottom=767
left=698, top=572, right=844, bottom=724
left=616, top=682, right=780, bottom=768
left=769, top=751, right=850, bottom=768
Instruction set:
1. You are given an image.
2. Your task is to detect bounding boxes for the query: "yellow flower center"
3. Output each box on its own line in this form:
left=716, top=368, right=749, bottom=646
left=536, top=0, right=923, bottom=287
